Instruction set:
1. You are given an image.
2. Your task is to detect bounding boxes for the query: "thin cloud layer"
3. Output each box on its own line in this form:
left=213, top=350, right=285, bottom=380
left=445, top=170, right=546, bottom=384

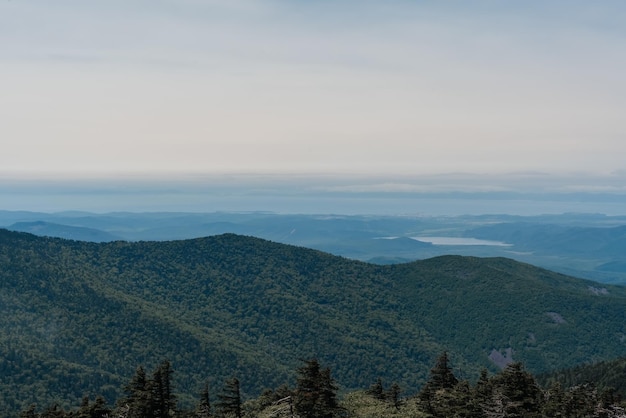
left=1, top=1, right=625, bottom=177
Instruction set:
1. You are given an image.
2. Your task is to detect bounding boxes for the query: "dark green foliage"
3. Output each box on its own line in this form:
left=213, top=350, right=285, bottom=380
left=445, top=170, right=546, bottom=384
left=120, top=366, right=151, bottom=417
left=366, top=378, right=384, bottom=401
left=7, top=210, right=626, bottom=285
left=539, top=357, right=626, bottom=400
left=38, top=404, right=66, bottom=418
left=116, top=361, right=176, bottom=418
left=391, top=255, right=626, bottom=375
left=560, top=384, right=598, bottom=418
left=541, top=381, right=566, bottom=417
left=0, top=229, right=437, bottom=413
left=240, top=385, right=295, bottom=418
left=216, top=377, right=241, bottom=418
left=489, top=362, right=543, bottom=417
left=74, top=396, right=110, bottom=418
left=19, top=405, right=38, bottom=418
left=426, top=352, right=459, bottom=392
left=150, top=360, right=177, bottom=418
left=366, top=378, right=402, bottom=409
left=2, top=230, right=626, bottom=415
left=196, top=383, right=212, bottom=417
left=387, top=383, right=402, bottom=410
left=473, top=369, right=493, bottom=409
left=418, top=351, right=460, bottom=415
left=294, top=359, right=342, bottom=418
left=410, top=355, right=626, bottom=418
left=17, top=355, right=626, bottom=418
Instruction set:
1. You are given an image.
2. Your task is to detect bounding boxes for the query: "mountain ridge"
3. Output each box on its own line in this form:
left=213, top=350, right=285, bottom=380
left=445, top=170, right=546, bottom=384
left=1, top=229, right=625, bottom=414
left=3, top=210, right=626, bottom=284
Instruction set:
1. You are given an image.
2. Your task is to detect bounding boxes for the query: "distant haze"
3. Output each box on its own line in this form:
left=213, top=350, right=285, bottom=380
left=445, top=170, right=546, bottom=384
left=3, top=173, right=626, bottom=215
left=1, top=0, right=626, bottom=181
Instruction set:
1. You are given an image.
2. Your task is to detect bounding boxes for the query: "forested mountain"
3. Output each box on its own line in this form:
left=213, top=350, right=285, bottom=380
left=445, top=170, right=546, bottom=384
left=8, top=220, right=122, bottom=242
left=539, top=356, right=626, bottom=397
left=1, top=229, right=625, bottom=415
left=3, top=210, right=626, bottom=284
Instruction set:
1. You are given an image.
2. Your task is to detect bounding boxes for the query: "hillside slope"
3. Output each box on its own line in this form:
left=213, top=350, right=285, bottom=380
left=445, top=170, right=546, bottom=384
left=538, top=356, right=626, bottom=398
left=0, top=229, right=625, bottom=413
left=4, top=210, right=626, bottom=284
left=392, top=256, right=626, bottom=373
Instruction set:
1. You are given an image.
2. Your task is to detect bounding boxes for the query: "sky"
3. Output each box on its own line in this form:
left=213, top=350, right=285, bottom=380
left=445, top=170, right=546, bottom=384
left=2, top=1, right=626, bottom=213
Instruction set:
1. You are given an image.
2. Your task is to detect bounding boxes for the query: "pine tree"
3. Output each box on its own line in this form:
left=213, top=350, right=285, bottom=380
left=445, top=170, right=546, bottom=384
left=491, top=362, right=542, bottom=417
left=39, top=404, right=66, bottom=418
left=472, top=368, right=493, bottom=416
left=387, top=382, right=402, bottom=410
left=75, top=396, right=110, bottom=418
left=91, top=396, right=110, bottom=418
left=150, top=360, right=176, bottom=418
left=418, top=351, right=459, bottom=416
left=294, top=358, right=342, bottom=418
left=542, top=381, right=565, bottom=417
left=19, top=405, right=37, bottom=418
left=196, top=382, right=212, bottom=418
left=295, top=358, right=322, bottom=417
left=448, top=380, right=484, bottom=417
left=121, top=366, right=152, bottom=418
left=367, top=377, right=385, bottom=400
left=428, top=352, right=459, bottom=391
left=216, top=377, right=242, bottom=418
left=562, top=384, right=597, bottom=418
left=318, top=367, right=340, bottom=416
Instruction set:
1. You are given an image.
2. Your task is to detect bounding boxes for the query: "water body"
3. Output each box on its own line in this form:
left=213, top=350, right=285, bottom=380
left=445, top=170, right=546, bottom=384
left=411, top=236, right=512, bottom=246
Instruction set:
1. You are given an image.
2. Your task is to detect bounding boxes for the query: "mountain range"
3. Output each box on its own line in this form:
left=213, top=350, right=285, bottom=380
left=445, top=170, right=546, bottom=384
left=3, top=210, right=626, bottom=285
left=1, top=228, right=625, bottom=414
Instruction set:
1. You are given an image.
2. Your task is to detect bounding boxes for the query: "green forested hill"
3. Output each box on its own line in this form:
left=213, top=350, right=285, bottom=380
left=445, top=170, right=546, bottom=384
left=391, top=256, right=626, bottom=374
left=538, top=356, right=626, bottom=397
left=1, top=229, right=625, bottom=414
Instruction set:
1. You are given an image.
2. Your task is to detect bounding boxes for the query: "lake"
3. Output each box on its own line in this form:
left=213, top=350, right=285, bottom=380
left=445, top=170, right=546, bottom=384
left=411, top=236, right=512, bottom=246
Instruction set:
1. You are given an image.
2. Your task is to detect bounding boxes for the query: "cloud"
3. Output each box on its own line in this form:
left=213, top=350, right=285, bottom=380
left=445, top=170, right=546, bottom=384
left=1, top=1, right=625, bottom=177
left=313, top=182, right=511, bottom=194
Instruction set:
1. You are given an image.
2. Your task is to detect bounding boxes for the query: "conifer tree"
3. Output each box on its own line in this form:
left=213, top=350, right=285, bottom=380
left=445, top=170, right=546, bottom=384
left=150, top=360, right=176, bottom=418
left=418, top=351, right=459, bottom=415
left=472, top=368, right=493, bottom=416
left=387, top=382, right=402, bottom=410
left=196, top=382, right=212, bottom=418
left=295, top=358, right=322, bottom=417
left=19, top=405, right=37, bottom=418
left=318, top=367, right=340, bottom=416
left=121, top=366, right=152, bottom=418
left=76, top=396, right=110, bottom=418
left=39, top=404, right=66, bottom=418
left=542, top=381, right=566, bottom=417
left=448, top=380, right=485, bottom=417
left=491, top=362, right=542, bottom=417
left=294, top=358, right=342, bottom=418
left=428, top=352, right=459, bottom=391
left=216, top=377, right=242, bottom=418
left=562, top=384, right=598, bottom=418
left=367, top=377, right=385, bottom=400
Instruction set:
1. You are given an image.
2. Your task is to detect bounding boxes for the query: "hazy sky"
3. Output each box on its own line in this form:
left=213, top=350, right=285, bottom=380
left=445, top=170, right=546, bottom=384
left=2, top=1, right=626, bottom=180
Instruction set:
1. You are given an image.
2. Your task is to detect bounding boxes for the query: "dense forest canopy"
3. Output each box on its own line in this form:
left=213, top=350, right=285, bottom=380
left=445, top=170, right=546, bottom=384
left=1, top=229, right=626, bottom=416
left=5, top=210, right=626, bottom=285
left=19, top=355, right=626, bottom=417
